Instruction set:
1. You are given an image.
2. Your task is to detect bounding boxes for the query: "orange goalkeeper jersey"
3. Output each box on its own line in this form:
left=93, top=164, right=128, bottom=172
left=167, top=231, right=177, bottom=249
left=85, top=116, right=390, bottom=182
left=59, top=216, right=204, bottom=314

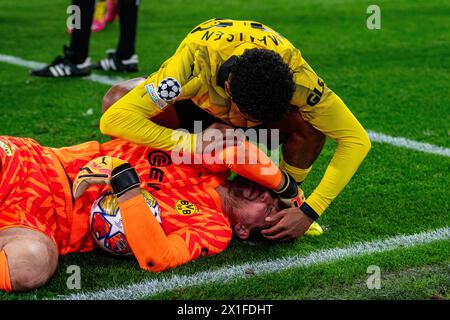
left=0, top=136, right=232, bottom=262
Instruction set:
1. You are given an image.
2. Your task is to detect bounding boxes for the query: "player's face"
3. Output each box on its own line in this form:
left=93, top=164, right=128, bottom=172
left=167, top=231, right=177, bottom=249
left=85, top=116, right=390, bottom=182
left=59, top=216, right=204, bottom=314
left=239, top=110, right=261, bottom=123
left=229, top=177, right=283, bottom=238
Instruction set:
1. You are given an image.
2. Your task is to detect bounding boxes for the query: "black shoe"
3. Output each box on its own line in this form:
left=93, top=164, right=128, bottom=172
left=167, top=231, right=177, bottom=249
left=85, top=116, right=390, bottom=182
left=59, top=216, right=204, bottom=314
left=92, top=49, right=139, bottom=72
left=30, top=46, right=91, bottom=78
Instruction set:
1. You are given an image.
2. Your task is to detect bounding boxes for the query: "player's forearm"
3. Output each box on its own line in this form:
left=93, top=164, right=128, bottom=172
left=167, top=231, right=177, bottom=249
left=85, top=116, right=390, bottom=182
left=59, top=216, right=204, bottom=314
left=119, top=193, right=190, bottom=272
left=302, top=93, right=371, bottom=216
left=100, top=107, right=197, bottom=153
left=305, top=133, right=371, bottom=216
left=203, top=141, right=283, bottom=190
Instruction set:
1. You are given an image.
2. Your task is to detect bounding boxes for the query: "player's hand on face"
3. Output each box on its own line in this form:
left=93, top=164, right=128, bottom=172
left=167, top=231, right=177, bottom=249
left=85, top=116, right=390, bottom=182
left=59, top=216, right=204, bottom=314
left=261, top=207, right=314, bottom=241
left=196, top=123, right=245, bottom=155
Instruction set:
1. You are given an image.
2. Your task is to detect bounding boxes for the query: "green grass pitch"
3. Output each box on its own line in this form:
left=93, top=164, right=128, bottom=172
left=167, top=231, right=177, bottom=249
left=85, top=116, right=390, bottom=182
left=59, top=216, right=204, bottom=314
left=0, top=0, right=448, bottom=300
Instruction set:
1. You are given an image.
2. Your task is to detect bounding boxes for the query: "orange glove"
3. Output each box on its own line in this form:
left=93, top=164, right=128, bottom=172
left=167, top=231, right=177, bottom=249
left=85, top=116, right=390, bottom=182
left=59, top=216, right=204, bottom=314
left=73, top=156, right=140, bottom=199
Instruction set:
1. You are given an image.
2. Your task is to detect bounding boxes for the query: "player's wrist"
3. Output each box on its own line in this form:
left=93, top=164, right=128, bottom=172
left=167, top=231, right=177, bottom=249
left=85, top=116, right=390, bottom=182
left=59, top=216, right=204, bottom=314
left=111, top=163, right=141, bottom=197
left=274, top=170, right=298, bottom=199
left=299, top=202, right=319, bottom=221
left=117, top=187, right=141, bottom=203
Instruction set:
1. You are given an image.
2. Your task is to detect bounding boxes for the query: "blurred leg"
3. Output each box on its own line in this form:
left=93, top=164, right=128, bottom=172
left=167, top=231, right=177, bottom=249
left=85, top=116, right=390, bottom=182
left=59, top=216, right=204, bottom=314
left=116, top=0, right=140, bottom=59
left=30, top=0, right=95, bottom=76
left=101, top=78, right=180, bottom=130
left=101, top=77, right=145, bottom=113
left=69, top=0, right=96, bottom=63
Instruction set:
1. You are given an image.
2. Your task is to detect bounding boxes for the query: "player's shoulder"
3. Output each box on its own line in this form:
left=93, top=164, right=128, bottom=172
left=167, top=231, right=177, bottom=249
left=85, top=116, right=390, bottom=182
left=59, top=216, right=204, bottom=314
left=182, top=18, right=297, bottom=54
left=100, top=139, right=150, bottom=160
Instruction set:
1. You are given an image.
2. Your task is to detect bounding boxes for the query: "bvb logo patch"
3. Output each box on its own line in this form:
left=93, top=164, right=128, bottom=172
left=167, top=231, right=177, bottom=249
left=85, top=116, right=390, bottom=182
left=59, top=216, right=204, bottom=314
left=175, top=200, right=197, bottom=216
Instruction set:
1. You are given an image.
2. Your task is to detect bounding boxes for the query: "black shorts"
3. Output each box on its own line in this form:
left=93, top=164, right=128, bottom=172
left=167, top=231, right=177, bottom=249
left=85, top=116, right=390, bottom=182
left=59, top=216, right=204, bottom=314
left=172, top=100, right=284, bottom=148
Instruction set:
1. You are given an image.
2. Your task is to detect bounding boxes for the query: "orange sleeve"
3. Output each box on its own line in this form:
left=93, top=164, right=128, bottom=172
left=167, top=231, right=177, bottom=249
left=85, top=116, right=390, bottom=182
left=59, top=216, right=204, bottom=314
left=120, top=194, right=191, bottom=272
left=120, top=194, right=231, bottom=272
left=0, top=250, right=12, bottom=292
left=202, top=141, right=282, bottom=190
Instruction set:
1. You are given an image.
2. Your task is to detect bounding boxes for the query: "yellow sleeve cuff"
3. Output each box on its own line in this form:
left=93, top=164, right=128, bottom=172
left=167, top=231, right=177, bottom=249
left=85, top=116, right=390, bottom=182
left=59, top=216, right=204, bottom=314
left=305, top=193, right=327, bottom=217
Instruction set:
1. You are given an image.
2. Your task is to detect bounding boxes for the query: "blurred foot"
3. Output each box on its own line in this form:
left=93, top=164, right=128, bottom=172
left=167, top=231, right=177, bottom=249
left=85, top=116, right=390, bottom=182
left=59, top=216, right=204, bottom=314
left=91, top=19, right=106, bottom=32
left=304, top=221, right=324, bottom=237
left=91, top=0, right=107, bottom=32
left=104, top=0, right=118, bottom=23
left=30, top=46, right=91, bottom=77
left=68, top=0, right=108, bottom=34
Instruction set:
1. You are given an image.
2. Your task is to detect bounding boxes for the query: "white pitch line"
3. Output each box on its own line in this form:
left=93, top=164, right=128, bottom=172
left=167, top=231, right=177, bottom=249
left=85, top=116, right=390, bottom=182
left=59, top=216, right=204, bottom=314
left=0, top=53, right=46, bottom=70
left=0, top=53, right=125, bottom=86
left=367, top=130, right=450, bottom=157
left=2, top=53, right=449, bottom=157
left=54, top=226, right=449, bottom=300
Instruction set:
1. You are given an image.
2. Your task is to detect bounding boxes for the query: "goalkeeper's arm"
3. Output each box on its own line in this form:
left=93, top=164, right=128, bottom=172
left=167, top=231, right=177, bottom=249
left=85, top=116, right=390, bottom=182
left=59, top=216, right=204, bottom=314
left=72, top=157, right=193, bottom=272
left=118, top=189, right=191, bottom=272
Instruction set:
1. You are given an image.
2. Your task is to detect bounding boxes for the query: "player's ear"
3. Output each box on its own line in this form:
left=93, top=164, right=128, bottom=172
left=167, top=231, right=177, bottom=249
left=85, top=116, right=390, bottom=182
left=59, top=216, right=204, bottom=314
left=234, top=223, right=250, bottom=240
left=224, top=77, right=231, bottom=95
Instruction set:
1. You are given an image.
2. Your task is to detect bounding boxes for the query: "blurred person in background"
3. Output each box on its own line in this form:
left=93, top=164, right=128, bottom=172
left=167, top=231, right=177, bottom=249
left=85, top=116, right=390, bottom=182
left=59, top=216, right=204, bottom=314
left=68, top=0, right=118, bottom=33
left=30, top=0, right=139, bottom=78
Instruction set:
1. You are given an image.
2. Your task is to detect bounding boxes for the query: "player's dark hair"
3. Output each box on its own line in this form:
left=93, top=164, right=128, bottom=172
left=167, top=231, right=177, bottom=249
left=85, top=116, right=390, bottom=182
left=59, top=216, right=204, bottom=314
left=229, top=48, right=295, bottom=122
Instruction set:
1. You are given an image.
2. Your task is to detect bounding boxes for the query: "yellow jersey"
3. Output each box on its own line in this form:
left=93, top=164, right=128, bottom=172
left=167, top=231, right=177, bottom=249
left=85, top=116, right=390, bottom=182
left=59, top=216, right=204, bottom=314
left=100, top=19, right=371, bottom=217
left=101, top=19, right=325, bottom=146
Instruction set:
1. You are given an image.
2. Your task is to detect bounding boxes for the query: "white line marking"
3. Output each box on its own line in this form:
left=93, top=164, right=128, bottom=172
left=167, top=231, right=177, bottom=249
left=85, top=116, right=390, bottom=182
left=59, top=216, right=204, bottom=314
left=0, top=53, right=125, bottom=86
left=0, top=53, right=45, bottom=69
left=84, top=74, right=126, bottom=86
left=54, top=226, right=449, bottom=300
left=367, top=130, right=450, bottom=157
left=2, top=53, right=449, bottom=157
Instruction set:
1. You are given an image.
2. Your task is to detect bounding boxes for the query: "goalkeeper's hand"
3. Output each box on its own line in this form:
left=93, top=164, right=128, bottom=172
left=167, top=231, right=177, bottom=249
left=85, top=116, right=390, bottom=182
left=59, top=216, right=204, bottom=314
left=273, top=170, right=305, bottom=208
left=73, top=156, right=141, bottom=199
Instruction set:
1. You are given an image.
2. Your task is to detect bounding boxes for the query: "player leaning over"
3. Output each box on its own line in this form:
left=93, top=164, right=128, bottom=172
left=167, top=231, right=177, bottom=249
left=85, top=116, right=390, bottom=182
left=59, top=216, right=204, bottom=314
left=100, top=19, right=372, bottom=240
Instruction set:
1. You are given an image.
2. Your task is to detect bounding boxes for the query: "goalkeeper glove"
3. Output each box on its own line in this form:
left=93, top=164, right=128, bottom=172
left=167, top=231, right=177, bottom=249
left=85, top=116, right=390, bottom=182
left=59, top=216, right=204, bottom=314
left=273, top=170, right=305, bottom=208
left=73, top=156, right=140, bottom=199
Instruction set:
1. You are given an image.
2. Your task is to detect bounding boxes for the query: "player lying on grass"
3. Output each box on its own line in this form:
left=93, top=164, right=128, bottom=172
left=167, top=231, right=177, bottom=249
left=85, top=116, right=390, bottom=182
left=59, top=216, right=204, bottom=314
left=0, top=129, right=307, bottom=292
left=100, top=18, right=372, bottom=241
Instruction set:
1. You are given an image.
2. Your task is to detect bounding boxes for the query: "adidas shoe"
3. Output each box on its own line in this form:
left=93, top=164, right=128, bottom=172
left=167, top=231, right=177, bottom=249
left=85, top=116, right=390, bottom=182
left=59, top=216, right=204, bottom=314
left=92, top=50, right=139, bottom=72
left=30, top=47, right=91, bottom=78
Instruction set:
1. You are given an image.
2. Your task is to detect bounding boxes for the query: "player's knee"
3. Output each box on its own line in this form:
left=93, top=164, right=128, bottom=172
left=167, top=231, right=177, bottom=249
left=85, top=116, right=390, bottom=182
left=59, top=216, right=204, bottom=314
left=289, top=130, right=325, bottom=152
left=102, top=84, right=125, bottom=113
left=101, top=77, right=146, bottom=113
left=5, top=237, right=58, bottom=291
